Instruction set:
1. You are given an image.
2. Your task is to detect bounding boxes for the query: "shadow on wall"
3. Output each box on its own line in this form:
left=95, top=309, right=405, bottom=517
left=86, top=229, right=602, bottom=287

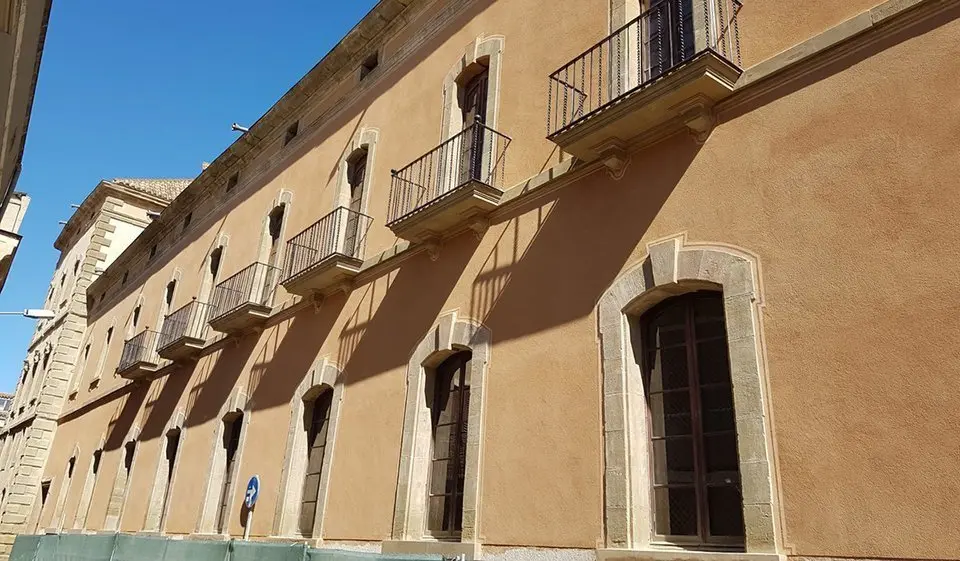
left=103, top=385, right=149, bottom=452
left=138, top=368, right=193, bottom=441
left=473, top=132, right=702, bottom=342
left=338, top=233, right=480, bottom=387
left=245, top=298, right=345, bottom=412
left=184, top=338, right=257, bottom=428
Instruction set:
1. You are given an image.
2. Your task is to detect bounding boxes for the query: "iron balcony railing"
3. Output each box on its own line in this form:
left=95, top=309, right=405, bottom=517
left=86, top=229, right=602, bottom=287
left=208, top=262, right=280, bottom=322
left=157, top=300, right=210, bottom=352
left=547, top=0, right=742, bottom=136
left=282, top=206, right=373, bottom=283
left=388, top=122, right=511, bottom=224
left=118, top=330, right=160, bottom=372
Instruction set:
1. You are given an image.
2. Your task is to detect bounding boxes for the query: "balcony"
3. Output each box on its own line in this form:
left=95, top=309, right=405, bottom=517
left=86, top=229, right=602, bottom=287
left=547, top=0, right=742, bottom=164
left=281, top=206, right=372, bottom=297
left=208, top=262, right=280, bottom=334
left=118, top=330, right=161, bottom=380
left=388, top=122, right=510, bottom=243
left=156, top=300, right=210, bottom=362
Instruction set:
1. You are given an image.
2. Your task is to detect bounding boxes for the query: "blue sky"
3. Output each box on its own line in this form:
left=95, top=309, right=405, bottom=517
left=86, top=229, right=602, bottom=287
left=0, top=0, right=378, bottom=391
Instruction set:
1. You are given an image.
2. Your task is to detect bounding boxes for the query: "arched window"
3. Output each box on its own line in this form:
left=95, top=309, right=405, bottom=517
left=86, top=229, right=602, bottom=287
left=159, top=428, right=181, bottom=529
left=426, top=350, right=472, bottom=538
left=640, top=292, right=743, bottom=546
left=342, top=149, right=368, bottom=257
left=199, top=246, right=224, bottom=303
left=104, top=439, right=137, bottom=531
left=216, top=413, right=243, bottom=534
left=267, top=206, right=285, bottom=269
left=299, top=389, right=333, bottom=537
left=164, top=280, right=176, bottom=313
left=74, top=449, right=101, bottom=530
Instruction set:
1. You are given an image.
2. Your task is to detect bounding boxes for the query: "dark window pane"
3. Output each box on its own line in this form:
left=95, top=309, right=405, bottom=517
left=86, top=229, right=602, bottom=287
left=654, top=487, right=698, bottom=536
left=694, top=294, right=725, bottom=320
left=649, top=391, right=692, bottom=437
left=697, top=339, right=731, bottom=385
left=652, top=304, right=686, bottom=330
left=647, top=347, right=688, bottom=392
left=704, top=433, right=740, bottom=474
left=651, top=324, right=686, bottom=348
left=708, top=486, right=744, bottom=537
left=700, top=385, right=736, bottom=433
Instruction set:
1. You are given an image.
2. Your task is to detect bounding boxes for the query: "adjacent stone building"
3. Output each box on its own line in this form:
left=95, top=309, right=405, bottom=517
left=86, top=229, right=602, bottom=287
left=0, top=192, right=28, bottom=292
left=15, top=1, right=960, bottom=561
left=0, top=0, right=53, bottom=285
left=0, top=178, right=189, bottom=556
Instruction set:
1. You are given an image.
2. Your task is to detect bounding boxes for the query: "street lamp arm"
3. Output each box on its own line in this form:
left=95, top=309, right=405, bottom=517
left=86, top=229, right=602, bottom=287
left=0, top=309, right=56, bottom=319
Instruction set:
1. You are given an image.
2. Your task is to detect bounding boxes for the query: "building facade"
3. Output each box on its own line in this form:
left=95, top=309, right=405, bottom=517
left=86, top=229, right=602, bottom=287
left=0, top=178, right=189, bottom=555
left=0, top=0, right=53, bottom=284
left=15, top=0, right=960, bottom=560
left=0, top=395, right=12, bottom=426
left=0, top=191, right=28, bottom=292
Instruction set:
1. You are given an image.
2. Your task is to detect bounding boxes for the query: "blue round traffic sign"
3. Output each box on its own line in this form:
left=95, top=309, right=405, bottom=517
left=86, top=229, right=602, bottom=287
left=244, top=475, right=260, bottom=508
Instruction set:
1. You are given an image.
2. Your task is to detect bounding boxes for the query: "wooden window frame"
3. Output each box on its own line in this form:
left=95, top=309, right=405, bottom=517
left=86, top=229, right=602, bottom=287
left=640, top=292, right=744, bottom=549
left=425, top=351, right=472, bottom=540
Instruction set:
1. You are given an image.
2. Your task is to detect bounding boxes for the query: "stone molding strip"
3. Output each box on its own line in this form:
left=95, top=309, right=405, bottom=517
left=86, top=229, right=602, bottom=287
left=721, top=0, right=955, bottom=115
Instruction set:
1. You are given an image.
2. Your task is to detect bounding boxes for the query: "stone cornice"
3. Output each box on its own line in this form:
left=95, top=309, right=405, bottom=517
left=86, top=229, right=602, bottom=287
left=719, top=0, right=953, bottom=116
left=88, top=0, right=508, bottom=319
left=87, top=0, right=433, bottom=311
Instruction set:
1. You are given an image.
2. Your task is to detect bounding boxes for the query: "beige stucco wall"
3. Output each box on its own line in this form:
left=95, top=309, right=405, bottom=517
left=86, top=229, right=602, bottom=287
left=37, top=1, right=960, bottom=559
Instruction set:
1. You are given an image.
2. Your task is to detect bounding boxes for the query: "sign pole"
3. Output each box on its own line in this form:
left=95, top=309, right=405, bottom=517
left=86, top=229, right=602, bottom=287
left=243, top=475, right=260, bottom=542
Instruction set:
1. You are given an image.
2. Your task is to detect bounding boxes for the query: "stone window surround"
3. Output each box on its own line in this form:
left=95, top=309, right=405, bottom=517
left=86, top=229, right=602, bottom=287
left=597, top=234, right=780, bottom=556
left=384, top=311, right=490, bottom=561
left=193, top=386, right=250, bottom=537
left=48, top=445, right=79, bottom=533
left=33, top=478, right=52, bottom=533
left=90, top=318, right=117, bottom=386
left=440, top=34, right=504, bottom=142
left=198, top=234, right=230, bottom=304
left=335, top=127, right=378, bottom=218
left=124, top=295, right=146, bottom=340
left=142, top=408, right=186, bottom=534
left=154, top=268, right=183, bottom=339
left=103, top=424, right=141, bottom=532
left=73, top=432, right=106, bottom=531
left=272, top=357, right=344, bottom=541
left=258, top=189, right=294, bottom=280
left=69, top=335, right=93, bottom=398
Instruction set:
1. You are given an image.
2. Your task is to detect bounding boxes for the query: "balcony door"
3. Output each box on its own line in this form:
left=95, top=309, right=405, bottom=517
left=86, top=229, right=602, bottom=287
left=641, top=0, right=695, bottom=83
left=262, top=205, right=284, bottom=299
left=458, top=69, right=488, bottom=188
left=342, top=151, right=367, bottom=259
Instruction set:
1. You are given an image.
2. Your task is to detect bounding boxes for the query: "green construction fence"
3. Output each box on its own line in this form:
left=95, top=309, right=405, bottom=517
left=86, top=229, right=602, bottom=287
left=9, top=533, right=444, bottom=561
